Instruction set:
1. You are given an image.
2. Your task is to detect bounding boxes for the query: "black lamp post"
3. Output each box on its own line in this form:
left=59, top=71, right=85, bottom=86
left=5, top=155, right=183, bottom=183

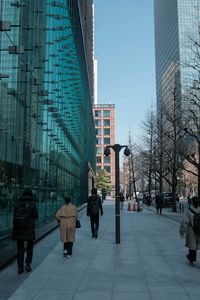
left=104, top=144, right=130, bottom=244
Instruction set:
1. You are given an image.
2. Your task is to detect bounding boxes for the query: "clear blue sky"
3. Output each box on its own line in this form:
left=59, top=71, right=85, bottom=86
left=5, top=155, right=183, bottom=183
left=94, top=0, right=156, bottom=145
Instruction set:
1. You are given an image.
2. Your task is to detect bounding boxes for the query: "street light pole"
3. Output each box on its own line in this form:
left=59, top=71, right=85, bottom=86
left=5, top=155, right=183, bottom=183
left=104, top=144, right=130, bottom=244
left=115, top=146, right=120, bottom=243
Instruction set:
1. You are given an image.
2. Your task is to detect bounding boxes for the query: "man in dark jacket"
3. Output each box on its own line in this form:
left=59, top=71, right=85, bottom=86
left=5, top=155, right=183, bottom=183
left=87, top=187, right=103, bottom=238
left=156, top=193, right=163, bottom=214
left=12, top=188, right=38, bottom=274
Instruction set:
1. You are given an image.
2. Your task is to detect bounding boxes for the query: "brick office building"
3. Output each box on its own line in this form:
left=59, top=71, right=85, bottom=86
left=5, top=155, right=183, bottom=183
left=93, top=104, right=115, bottom=197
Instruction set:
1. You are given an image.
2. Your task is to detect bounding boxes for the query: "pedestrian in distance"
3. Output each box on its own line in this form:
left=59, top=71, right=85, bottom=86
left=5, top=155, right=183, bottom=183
left=146, top=194, right=151, bottom=207
left=55, top=195, right=77, bottom=258
left=87, top=187, right=103, bottom=238
left=119, top=192, right=125, bottom=210
left=12, top=188, right=38, bottom=275
left=180, top=196, right=200, bottom=263
left=155, top=193, right=163, bottom=214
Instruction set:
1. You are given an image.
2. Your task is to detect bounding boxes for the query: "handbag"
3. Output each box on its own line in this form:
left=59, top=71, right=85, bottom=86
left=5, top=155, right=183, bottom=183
left=76, top=219, right=81, bottom=228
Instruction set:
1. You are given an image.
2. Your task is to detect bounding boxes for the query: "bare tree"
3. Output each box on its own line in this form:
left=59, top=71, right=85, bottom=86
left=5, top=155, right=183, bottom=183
left=124, top=132, right=140, bottom=200
left=140, top=107, right=157, bottom=200
left=161, top=85, right=184, bottom=212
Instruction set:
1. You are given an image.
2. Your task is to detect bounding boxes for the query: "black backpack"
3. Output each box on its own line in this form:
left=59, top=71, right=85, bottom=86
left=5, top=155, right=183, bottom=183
left=189, top=208, right=200, bottom=235
left=13, top=201, right=30, bottom=228
left=90, top=195, right=100, bottom=215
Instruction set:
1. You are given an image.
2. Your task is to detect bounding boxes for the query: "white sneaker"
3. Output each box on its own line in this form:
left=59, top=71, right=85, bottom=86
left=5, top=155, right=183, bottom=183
left=67, top=255, right=71, bottom=258
left=63, top=250, right=67, bottom=257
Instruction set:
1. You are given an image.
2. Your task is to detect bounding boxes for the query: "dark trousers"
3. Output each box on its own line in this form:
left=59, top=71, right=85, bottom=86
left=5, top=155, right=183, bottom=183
left=17, top=240, right=34, bottom=271
left=188, top=249, right=197, bottom=262
left=90, top=214, right=99, bottom=237
left=156, top=207, right=162, bottom=214
left=63, top=242, right=73, bottom=255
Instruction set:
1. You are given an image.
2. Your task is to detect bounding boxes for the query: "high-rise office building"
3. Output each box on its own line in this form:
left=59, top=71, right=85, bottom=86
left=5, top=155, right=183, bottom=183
left=94, top=59, right=98, bottom=104
left=154, top=0, right=200, bottom=116
left=93, top=104, right=115, bottom=197
left=0, top=0, right=95, bottom=267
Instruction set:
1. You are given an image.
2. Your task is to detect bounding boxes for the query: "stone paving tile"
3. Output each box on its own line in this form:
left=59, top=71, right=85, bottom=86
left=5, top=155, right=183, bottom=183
left=33, top=290, right=74, bottom=300
left=112, top=291, right=151, bottom=300
left=190, top=295, right=200, bottom=300
left=113, top=279, right=149, bottom=292
left=150, top=292, right=191, bottom=300
left=78, top=274, right=114, bottom=291
left=148, top=281, right=186, bottom=294
left=5, top=201, right=200, bottom=299
left=7, top=288, right=38, bottom=300
left=42, top=275, right=82, bottom=291
left=73, top=290, right=112, bottom=300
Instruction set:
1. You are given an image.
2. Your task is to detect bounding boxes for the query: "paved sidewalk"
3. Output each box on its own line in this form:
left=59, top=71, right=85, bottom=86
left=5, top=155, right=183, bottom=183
left=2, top=200, right=200, bottom=300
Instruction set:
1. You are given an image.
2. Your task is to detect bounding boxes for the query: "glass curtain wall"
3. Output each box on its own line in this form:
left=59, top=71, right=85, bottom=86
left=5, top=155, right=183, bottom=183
left=0, top=0, right=95, bottom=267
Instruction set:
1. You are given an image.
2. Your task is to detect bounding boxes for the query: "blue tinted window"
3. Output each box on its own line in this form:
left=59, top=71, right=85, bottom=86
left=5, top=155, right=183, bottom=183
left=104, top=138, right=110, bottom=144
left=104, top=119, right=110, bottom=126
left=104, top=156, right=110, bottom=164
left=95, top=119, right=101, bottom=126
left=96, top=128, right=101, bottom=136
left=104, top=166, right=110, bottom=173
left=104, top=128, right=110, bottom=135
left=103, top=110, right=110, bottom=117
left=95, top=110, right=101, bottom=117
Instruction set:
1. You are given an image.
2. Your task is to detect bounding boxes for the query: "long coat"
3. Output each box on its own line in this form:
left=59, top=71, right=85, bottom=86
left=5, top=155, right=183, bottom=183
left=12, top=195, right=38, bottom=241
left=180, top=205, right=200, bottom=250
left=155, top=195, right=163, bottom=209
left=55, top=203, right=77, bottom=243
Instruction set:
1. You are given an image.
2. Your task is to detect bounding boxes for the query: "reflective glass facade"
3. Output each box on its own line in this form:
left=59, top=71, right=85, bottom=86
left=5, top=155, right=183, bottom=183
left=154, top=0, right=200, bottom=113
left=0, top=0, right=95, bottom=267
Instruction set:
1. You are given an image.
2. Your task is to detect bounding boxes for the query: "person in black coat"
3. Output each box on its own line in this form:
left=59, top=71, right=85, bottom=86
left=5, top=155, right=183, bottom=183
left=87, top=187, right=103, bottom=238
left=119, top=192, right=125, bottom=210
left=155, top=193, right=163, bottom=214
left=12, top=188, right=38, bottom=274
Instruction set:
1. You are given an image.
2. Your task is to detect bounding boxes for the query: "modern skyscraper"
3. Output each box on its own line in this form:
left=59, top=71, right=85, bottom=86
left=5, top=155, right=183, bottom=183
left=154, top=0, right=200, bottom=115
left=94, top=59, right=98, bottom=104
left=0, top=0, right=95, bottom=267
left=93, top=104, right=115, bottom=197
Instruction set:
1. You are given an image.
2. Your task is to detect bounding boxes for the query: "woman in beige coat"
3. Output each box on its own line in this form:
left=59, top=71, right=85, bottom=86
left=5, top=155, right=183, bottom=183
left=180, top=196, right=200, bottom=263
left=55, top=196, right=77, bottom=257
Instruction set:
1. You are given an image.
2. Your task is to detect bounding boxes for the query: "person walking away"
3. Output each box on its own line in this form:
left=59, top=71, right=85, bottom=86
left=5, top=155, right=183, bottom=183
left=87, top=188, right=103, bottom=238
left=119, top=192, right=125, bottom=210
left=146, top=195, right=151, bottom=207
left=12, top=188, right=38, bottom=275
left=55, top=195, right=77, bottom=258
left=155, top=193, right=163, bottom=214
left=180, top=196, right=200, bottom=263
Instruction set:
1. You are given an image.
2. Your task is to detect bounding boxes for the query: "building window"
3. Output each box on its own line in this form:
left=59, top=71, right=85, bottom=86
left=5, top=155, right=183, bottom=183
left=95, top=128, right=101, bottom=136
left=95, top=119, right=101, bottom=126
left=104, top=166, right=110, bottom=173
left=104, top=138, right=110, bottom=145
left=104, top=128, right=110, bottom=135
left=96, top=138, right=101, bottom=145
left=103, top=110, right=110, bottom=117
left=96, top=156, right=101, bottom=163
left=104, top=119, right=110, bottom=126
left=104, top=156, right=110, bottom=164
left=95, top=110, right=101, bottom=117
left=96, top=147, right=101, bottom=154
